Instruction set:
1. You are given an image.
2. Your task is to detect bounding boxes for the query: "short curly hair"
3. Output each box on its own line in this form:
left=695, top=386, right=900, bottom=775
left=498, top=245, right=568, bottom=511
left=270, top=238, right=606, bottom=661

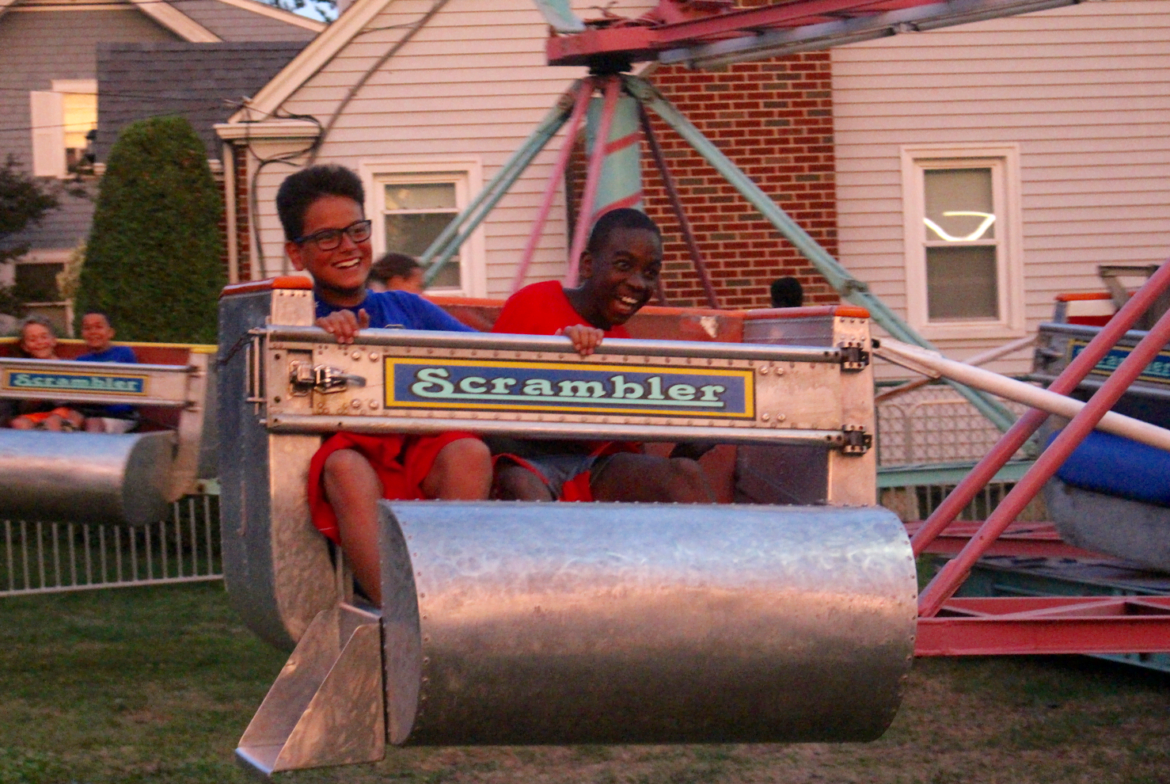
left=276, top=165, right=365, bottom=242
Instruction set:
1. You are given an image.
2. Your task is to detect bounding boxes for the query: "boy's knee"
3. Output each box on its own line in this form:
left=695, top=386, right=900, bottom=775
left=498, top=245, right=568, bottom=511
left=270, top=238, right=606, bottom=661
left=436, top=437, right=490, bottom=469
left=493, top=464, right=553, bottom=501
left=323, top=448, right=367, bottom=479
left=664, top=457, right=711, bottom=503
left=426, top=438, right=491, bottom=499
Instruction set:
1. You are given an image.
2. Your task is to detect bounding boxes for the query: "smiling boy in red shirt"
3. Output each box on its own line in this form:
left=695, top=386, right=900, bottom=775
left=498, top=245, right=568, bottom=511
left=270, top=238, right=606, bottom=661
left=491, top=208, right=713, bottom=503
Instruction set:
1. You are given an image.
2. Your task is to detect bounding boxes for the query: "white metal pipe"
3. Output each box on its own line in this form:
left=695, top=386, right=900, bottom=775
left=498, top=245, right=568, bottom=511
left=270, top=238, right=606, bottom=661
left=874, top=338, right=1170, bottom=452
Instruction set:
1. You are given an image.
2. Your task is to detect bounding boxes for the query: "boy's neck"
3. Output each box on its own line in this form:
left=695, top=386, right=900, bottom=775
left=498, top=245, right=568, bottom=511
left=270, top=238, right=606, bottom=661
left=315, top=285, right=367, bottom=309
left=564, top=285, right=612, bottom=331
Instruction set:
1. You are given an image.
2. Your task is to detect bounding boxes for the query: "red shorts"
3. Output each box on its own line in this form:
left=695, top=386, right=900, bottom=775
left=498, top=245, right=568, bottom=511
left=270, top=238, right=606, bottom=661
left=307, top=431, right=479, bottom=543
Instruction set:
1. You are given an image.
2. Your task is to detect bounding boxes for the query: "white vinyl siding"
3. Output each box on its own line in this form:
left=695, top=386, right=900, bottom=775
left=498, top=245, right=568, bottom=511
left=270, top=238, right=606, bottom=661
left=832, top=0, right=1170, bottom=376
left=244, top=0, right=655, bottom=295
left=29, top=90, right=64, bottom=177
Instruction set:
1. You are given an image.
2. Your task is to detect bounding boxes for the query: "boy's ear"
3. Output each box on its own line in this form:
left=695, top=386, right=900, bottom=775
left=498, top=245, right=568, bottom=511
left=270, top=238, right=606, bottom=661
left=577, top=250, right=594, bottom=282
left=286, top=241, right=306, bottom=272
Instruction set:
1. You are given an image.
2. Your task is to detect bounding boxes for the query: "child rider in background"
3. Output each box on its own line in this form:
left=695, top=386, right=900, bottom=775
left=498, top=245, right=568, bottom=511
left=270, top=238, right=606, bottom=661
left=491, top=208, right=713, bottom=504
left=77, top=312, right=139, bottom=434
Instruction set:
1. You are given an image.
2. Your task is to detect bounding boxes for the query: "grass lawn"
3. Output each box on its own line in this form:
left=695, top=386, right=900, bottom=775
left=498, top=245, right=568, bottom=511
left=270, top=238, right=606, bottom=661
left=1, top=582, right=1168, bottom=784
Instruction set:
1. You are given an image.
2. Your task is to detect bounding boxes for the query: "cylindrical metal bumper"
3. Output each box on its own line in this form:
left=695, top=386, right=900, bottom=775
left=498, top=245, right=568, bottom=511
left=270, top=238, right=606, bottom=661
left=380, top=502, right=916, bottom=746
left=0, top=430, right=175, bottom=526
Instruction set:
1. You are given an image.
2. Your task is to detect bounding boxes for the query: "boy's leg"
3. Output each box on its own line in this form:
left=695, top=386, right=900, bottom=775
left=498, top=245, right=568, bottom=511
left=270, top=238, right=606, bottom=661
left=590, top=453, right=714, bottom=503
left=420, top=438, right=492, bottom=499
left=322, top=448, right=384, bottom=605
left=492, top=463, right=555, bottom=501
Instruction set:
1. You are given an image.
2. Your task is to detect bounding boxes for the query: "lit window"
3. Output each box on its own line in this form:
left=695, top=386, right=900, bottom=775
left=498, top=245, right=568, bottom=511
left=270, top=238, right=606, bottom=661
left=29, top=80, right=97, bottom=178
left=902, top=146, right=1025, bottom=338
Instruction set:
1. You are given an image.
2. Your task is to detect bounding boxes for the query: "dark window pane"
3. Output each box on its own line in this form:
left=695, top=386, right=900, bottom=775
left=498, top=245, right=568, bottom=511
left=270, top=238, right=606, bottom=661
left=14, top=263, right=63, bottom=303
left=926, top=246, right=998, bottom=320
left=385, top=213, right=461, bottom=288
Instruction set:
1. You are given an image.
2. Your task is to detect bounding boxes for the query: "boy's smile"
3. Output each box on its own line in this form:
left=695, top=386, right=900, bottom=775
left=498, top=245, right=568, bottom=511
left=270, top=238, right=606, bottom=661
left=286, top=195, right=372, bottom=307
left=21, top=323, right=56, bottom=359
left=571, top=227, right=662, bottom=330
left=81, top=313, right=115, bottom=352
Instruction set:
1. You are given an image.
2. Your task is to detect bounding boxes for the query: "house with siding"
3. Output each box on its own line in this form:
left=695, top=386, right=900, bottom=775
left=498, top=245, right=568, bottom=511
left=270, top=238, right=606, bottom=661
left=832, top=0, right=1170, bottom=377
left=216, top=0, right=1170, bottom=380
left=0, top=0, right=322, bottom=332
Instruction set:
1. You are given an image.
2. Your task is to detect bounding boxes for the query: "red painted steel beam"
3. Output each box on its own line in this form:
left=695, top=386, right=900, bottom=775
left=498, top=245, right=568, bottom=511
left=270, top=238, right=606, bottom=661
left=904, top=521, right=1100, bottom=558
left=547, top=0, right=914, bottom=65
left=916, top=597, right=1170, bottom=656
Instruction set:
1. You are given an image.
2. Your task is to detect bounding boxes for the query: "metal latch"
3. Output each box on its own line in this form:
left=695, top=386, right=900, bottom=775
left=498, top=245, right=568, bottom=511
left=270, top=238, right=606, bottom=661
left=838, top=340, right=870, bottom=371
left=842, top=425, right=872, bottom=455
left=288, top=361, right=367, bottom=395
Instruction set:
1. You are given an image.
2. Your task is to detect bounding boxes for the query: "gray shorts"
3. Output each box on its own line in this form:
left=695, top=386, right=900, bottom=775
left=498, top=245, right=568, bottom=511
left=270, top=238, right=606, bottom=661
left=497, top=452, right=615, bottom=500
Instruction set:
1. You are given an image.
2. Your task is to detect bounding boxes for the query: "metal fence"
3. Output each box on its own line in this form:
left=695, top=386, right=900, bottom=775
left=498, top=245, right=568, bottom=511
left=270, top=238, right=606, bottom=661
left=0, top=388, right=1032, bottom=596
left=876, top=385, right=1029, bottom=467
left=875, top=385, right=1042, bottom=522
left=0, top=491, right=222, bottom=597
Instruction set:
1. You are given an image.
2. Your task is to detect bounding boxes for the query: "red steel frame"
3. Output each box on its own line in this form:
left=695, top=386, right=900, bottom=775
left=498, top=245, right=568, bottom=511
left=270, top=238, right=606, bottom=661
left=548, top=0, right=989, bottom=66
left=540, top=0, right=1170, bottom=659
left=914, top=260, right=1170, bottom=656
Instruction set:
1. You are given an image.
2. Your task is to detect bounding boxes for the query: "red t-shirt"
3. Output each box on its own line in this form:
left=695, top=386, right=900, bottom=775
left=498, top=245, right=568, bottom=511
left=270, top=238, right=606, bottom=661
left=492, top=280, right=631, bottom=339
left=491, top=280, right=639, bottom=502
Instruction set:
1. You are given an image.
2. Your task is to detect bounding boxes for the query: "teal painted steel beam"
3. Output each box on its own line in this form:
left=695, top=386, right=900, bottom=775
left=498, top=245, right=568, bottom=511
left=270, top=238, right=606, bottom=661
left=877, top=460, right=1034, bottom=489
left=625, top=74, right=1017, bottom=433
left=420, top=87, right=580, bottom=288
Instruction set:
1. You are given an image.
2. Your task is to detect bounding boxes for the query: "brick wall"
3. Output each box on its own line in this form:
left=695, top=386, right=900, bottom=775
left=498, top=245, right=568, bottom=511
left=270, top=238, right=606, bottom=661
left=643, top=52, right=839, bottom=309
left=567, top=50, right=841, bottom=309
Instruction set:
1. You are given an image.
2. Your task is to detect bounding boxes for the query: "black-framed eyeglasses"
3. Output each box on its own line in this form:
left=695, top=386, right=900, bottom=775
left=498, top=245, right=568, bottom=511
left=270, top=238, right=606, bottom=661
left=294, top=219, right=373, bottom=251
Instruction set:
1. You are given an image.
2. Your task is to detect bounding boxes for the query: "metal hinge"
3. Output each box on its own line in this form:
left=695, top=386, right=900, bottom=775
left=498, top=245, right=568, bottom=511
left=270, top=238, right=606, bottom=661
left=841, top=425, right=872, bottom=455
left=838, top=340, right=870, bottom=371
left=288, top=361, right=368, bottom=396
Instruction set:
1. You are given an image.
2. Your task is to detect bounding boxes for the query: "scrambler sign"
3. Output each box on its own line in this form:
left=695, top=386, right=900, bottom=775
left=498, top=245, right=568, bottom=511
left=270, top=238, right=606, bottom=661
left=1, top=369, right=149, bottom=396
left=385, top=358, right=754, bottom=419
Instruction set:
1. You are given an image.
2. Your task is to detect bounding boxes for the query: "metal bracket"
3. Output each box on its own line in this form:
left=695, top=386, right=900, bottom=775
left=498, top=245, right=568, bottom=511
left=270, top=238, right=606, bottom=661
left=842, top=425, right=872, bottom=455
left=288, top=361, right=368, bottom=396
left=838, top=340, right=870, bottom=371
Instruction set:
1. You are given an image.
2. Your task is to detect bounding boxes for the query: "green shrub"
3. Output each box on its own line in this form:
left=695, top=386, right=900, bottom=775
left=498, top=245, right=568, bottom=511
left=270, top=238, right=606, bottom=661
left=77, top=116, right=224, bottom=343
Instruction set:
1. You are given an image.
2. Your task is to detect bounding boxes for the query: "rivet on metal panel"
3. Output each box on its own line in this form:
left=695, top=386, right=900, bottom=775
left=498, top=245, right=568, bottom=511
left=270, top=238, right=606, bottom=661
left=759, top=366, right=769, bottom=375
left=369, top=353, right=379, bottom=361
left=778, top=414, right=786, bottom=421
left=422, top=656, right=429, bottom=665
left=274, top=396, right=281, bottom=403
left=368, top=400, right=378, bottom=409
left=350, top=399, right=362, bottom=410
left=274, top=353, right=281, bottom=360
left=762, top=413, right=770, bottom=421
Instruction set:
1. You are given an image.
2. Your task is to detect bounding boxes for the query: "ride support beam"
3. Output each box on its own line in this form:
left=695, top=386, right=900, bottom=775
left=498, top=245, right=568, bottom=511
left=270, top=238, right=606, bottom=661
left=624, top=74, right=1018, bottom=433
left=420, top=88, right=576, bottom=288
left=909, top=258, right=1170, bottom=557
left=919, top=298, right=1170, bottom=617
left=512, top=79, right=593, bottom=293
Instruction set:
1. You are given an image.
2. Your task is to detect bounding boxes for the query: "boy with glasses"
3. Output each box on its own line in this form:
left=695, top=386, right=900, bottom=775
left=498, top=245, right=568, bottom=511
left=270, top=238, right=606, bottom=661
left=276, top=164, right=491, bottom=604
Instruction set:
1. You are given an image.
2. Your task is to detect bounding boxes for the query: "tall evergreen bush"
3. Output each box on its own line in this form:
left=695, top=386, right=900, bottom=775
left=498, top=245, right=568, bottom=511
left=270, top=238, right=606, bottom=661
left=77, top=116, right=224, bottom=343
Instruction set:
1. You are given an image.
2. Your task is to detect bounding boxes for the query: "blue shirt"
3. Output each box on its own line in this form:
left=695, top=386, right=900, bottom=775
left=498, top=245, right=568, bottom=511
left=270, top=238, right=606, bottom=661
left=76, top=344, right=138, bottom=417
left=77, top=345, right=139, bottom=364
left=315, top=290, right=475, bottom=332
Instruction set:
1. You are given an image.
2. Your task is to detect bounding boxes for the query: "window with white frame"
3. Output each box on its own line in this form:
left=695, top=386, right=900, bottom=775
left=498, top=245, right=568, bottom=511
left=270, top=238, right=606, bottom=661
left=364, top=163, right=485, bottom=297
left=30, top=80, right=97, bottom=178
left=901, top=146, right=1024, bottom=338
